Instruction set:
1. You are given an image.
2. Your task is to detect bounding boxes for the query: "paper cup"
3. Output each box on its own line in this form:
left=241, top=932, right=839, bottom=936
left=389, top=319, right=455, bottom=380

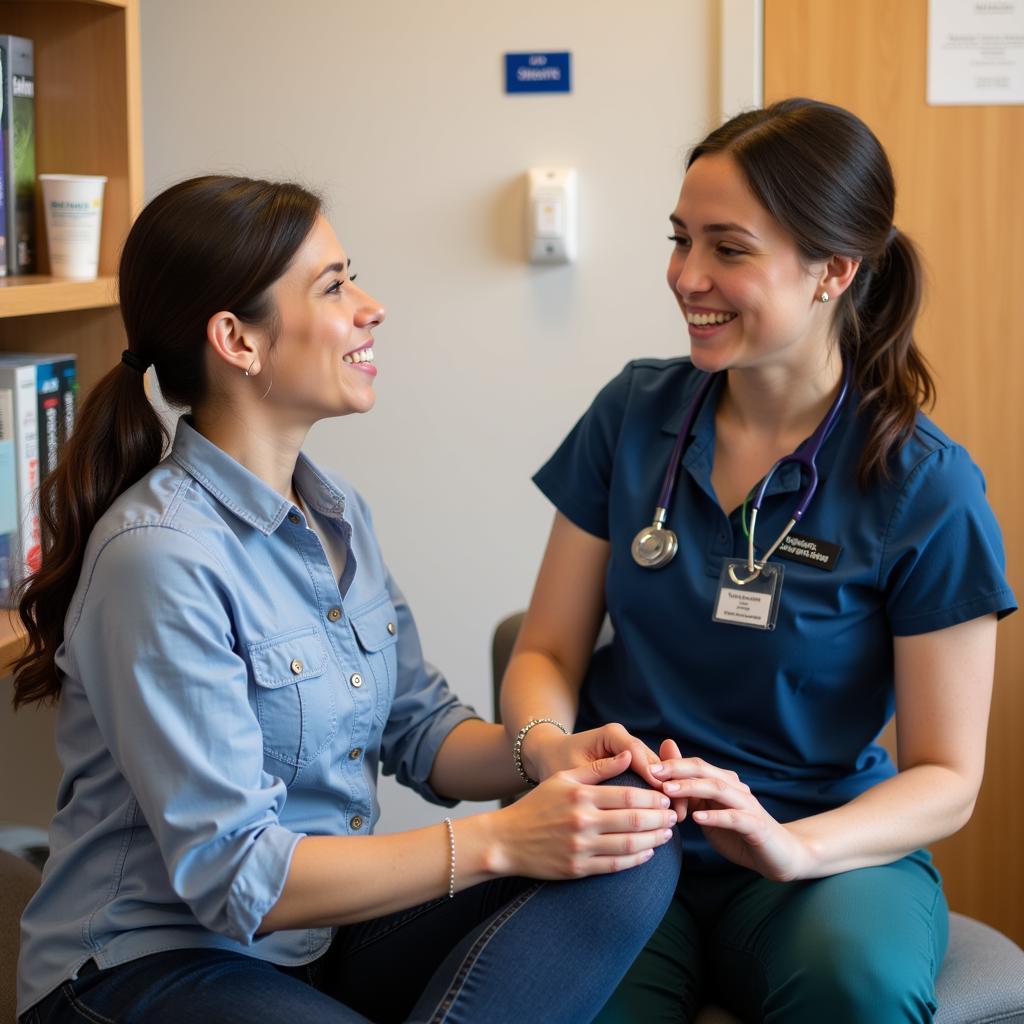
left=40, top=174, right=107, bottom=279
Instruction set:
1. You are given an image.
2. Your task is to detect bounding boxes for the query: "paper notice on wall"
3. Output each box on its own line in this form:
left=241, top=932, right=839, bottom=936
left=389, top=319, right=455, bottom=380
left=928, top=0, right=1024, bottom=105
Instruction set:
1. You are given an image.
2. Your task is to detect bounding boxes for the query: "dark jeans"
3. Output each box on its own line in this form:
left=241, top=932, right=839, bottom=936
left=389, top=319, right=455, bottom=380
left=24, top=800, right=681, bottom=1023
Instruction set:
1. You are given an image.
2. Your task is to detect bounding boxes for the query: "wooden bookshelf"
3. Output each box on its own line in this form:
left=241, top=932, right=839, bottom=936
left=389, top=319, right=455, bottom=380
left=0, top=611, right=24, bottom=675
left=1, top=0, right=142, bottom=677
left=0, top=276, right=117, bottom=317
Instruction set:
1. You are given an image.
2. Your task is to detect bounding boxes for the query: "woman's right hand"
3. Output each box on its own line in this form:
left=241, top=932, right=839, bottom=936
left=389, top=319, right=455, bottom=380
left=487, top=750, right=677, bottom=880
left=522, top=721, right=667, bottom=792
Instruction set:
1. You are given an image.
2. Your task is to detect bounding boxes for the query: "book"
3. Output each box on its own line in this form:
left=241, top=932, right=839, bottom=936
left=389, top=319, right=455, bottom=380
left=0, top=34, right=34, bottom=275
left=0, top=43, right=8, bottom=277
left=0, top=353, right=75, bottom=589
left=0, top=387, right=17, bottom=605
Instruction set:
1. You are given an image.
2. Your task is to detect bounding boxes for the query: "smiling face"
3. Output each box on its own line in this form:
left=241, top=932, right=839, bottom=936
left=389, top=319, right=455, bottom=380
left=667, top=153, right=831, bottom=376
left=261, top=215, right=385, bottom=424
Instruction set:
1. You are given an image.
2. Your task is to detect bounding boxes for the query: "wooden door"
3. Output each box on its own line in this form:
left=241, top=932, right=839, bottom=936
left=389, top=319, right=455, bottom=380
left=764, top=0, right=1024, bottom=944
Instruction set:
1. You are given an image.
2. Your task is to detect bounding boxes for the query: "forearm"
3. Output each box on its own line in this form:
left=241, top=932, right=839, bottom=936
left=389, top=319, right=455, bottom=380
left=788, top=763, right=978, bottom=878
left=500, top=649, right=580, bottom=777
left=259, top=814, right=502, bottom=932
left=428, top=718, right=523, bottom=800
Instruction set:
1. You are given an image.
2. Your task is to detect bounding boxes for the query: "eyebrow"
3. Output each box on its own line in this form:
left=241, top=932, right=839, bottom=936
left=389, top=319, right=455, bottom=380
left=312, top=258, right=351, bottom=283
left=669, top=214, right=758, bottom=240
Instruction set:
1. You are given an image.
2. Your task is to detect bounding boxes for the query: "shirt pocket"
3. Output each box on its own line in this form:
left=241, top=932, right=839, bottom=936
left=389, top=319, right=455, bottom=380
left=248, top=624, right=336, bottom=773
left=349, top=597, right=400, bottom=726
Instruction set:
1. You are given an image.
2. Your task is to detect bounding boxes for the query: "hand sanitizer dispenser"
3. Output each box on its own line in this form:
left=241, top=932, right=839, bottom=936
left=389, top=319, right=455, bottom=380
left=527, top=167, right=577, bottom=264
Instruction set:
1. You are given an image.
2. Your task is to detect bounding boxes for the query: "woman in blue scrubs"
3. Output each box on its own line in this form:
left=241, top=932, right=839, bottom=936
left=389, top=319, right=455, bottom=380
left=501, top=98, right=1016, bottom=1022
left=11, top=176, right=681, bottom=1023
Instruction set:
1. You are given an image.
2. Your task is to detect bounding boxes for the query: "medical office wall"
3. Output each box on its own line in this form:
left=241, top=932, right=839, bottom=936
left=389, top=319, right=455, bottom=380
left=131, top=0, right=738, bottom=833
left=765, top=0, right=1024, bottom=946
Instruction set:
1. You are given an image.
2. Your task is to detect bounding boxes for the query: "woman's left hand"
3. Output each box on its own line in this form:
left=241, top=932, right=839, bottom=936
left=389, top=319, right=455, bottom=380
left=653, top=740, right=816, bottom=882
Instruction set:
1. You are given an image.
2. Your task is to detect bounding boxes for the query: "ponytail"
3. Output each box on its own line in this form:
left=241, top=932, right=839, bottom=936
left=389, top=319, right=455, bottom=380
left=689, top=98, right=935, bottom=484
left=11, top=174, right=322, bottom=708
left=841, top=229, right=934, bottom=485
left=11, top=362, right=167, bottom=707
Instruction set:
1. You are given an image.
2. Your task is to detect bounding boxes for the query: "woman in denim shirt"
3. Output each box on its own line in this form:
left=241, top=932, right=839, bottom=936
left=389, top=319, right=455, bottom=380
left=12, top=176, right=681, bottom=1023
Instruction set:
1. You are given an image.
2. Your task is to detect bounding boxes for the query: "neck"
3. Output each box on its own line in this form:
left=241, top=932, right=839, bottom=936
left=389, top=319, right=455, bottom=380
left=718, top=349, right=844, bottom=442
left=192, top=404, right=307, bottom=506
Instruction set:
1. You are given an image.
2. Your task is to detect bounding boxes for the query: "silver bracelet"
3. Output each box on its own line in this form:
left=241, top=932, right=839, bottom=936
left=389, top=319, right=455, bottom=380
left=443, top=816, right=456, bottom=899
left=512, top=717, right=568, bottom=787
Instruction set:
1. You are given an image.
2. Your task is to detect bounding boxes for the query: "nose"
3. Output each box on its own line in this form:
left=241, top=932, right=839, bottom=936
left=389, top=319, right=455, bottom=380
left=355, top=286, right=386, bottom=328
left=669, top=245, right=711, bottom=299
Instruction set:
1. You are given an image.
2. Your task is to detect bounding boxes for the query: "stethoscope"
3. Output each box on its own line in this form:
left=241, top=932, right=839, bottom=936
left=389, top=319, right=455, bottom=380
left=631, top=365, right=850, bottom=583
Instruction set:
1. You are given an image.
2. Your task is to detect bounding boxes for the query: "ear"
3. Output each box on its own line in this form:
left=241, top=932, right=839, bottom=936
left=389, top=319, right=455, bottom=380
left=818, top=254, right=861, bottom=302
left=207, top=311, right=261, bottom=376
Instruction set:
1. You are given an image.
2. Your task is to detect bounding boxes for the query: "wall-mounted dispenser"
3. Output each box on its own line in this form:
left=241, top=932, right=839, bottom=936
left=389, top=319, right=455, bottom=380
left=527, top=167, right=577, bottom=264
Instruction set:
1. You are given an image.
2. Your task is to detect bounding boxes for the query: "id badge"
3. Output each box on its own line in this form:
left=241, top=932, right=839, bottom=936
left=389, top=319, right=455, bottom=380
left=712, top=559, right=784, bottom=630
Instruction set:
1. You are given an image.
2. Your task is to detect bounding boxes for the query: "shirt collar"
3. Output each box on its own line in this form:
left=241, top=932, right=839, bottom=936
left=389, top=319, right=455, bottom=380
left=661, top=371, right=850, bottom=498
left=170, top=417, right=346, bottom=535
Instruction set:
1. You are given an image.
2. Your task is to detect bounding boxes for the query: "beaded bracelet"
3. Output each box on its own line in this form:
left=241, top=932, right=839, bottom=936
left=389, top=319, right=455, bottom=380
left=512, top=717, right=568, bottom=787
left=443, top=816, right=456, bottom=899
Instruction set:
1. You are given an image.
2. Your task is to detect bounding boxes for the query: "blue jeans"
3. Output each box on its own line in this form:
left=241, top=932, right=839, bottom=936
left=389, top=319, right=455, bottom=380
left=24, top=787, right=682, bottom=1023
left=593, top=848, right=948, bottom=1024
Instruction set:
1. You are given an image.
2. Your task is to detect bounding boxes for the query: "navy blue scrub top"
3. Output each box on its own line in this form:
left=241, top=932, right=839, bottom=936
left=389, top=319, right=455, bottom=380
left=534, top=359, right=1017, bottom=869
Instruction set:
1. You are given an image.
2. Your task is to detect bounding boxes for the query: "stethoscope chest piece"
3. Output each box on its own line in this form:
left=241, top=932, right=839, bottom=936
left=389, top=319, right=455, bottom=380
left=631, top=523, right=678, bottom=569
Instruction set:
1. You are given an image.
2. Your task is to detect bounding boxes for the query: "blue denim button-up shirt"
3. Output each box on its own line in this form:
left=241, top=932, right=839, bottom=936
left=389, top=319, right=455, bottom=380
left=17, top=417, right=478, bottom=1016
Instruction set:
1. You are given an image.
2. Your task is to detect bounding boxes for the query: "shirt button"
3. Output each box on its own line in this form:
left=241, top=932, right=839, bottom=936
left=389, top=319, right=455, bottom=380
left=349, top=747, right=361, bottom=760
left=350, top=673, right=363, bottom=688
left=327, top=607, right=342, bottom=622
left=288, top=513, right=301, bottom=525
left=290, top=659, right=304, bottom=675
left=386, top=622, right=396, bottom=635
left=350, top=816, right=363, bottom=830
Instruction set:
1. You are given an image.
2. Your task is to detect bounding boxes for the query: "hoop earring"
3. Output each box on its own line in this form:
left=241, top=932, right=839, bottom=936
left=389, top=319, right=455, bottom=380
left=819, top=291, right=830, bottom=304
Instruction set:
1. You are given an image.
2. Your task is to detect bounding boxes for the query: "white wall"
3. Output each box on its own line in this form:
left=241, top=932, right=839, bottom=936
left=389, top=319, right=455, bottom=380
left=140, top=0, right=727, bottom=831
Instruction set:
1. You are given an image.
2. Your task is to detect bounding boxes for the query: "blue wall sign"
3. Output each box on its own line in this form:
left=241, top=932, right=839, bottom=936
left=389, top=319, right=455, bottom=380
left=504, top=52, right=572, bottom=94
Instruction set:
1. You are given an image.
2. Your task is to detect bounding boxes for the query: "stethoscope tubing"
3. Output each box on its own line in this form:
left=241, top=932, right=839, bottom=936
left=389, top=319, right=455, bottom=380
left=633, top=365, right=851, bottom=581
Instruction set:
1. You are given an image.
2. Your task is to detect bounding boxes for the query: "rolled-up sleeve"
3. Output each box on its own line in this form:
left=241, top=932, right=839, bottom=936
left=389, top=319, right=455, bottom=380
left=64, top=525, right=303, bottom=943
left=377, top=571, right=479, bottom=805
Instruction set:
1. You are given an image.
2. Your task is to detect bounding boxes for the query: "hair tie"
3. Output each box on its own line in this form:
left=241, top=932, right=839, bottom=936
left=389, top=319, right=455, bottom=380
left=121, top=350, right=150, bottom=374
left=886, top=225, right=899, bottom=247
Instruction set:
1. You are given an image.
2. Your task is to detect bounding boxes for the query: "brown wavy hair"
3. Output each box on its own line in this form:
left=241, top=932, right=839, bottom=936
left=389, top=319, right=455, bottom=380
left=688, top=97, right=934, bottom=483
left=12, top=176, right=321, bottom=708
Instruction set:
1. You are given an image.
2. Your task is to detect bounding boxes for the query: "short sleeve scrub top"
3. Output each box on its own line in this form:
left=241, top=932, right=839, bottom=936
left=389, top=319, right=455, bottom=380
left=534, top=359, right=1017, bottom=869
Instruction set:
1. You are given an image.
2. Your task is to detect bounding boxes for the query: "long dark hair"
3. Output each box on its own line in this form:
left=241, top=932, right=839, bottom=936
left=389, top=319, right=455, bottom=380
left=688, top=97, right=933, bottom=483
left=13, top=175, right=322, bottom=707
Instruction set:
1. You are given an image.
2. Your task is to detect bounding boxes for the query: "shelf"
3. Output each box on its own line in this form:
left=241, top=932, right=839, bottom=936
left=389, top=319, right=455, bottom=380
left=0, top=276, right=117, bottom=318
left=6, top=1, right=128, bottom=9
left=0, top=612, right=26, bottom=677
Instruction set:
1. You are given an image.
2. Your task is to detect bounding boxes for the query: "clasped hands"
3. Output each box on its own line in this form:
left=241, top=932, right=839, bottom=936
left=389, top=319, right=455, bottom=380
left=520, top=722, right=816, bottom=882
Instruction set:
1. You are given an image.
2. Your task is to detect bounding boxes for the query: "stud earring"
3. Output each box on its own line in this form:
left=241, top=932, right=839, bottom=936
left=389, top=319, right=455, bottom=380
left=819, top=291, right=830, bottom=304
left=245, top=357, right=258, bottom=377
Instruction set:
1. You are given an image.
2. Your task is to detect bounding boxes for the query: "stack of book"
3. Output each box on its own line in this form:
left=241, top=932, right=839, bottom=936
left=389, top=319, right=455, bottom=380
left=0, top=353, right=76, bottom=606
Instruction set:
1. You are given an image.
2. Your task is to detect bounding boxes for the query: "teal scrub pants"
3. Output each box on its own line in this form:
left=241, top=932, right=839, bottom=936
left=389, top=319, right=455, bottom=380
left=593, top=849, right=948, bottom=1024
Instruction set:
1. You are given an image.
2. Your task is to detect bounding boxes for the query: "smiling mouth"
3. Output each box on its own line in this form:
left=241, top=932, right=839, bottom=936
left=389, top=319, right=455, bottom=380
left=342, top=346, right=374, bottom=364
left=685, top=310, right=737, bottom=326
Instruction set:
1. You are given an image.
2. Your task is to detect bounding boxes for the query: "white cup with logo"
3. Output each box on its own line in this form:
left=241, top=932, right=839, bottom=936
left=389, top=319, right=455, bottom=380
left=39, top=174, right=108, bottom=279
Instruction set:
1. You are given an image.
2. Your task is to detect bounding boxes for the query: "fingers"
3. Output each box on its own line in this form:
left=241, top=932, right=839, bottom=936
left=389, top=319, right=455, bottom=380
left=589, top=785, right=673, bottom=811
left=589, top=827, right=676, bottom=858
left=659, top=738, right=682, bottom=761
left=691, top=807, right=759, bottom=835
left=661, top=776, right=752, bottom=811
left=597, top=807, right=677, bottom=835
left=566, top=749, right=631, bottom=785
left=656, top=756, right=750, bottom=795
